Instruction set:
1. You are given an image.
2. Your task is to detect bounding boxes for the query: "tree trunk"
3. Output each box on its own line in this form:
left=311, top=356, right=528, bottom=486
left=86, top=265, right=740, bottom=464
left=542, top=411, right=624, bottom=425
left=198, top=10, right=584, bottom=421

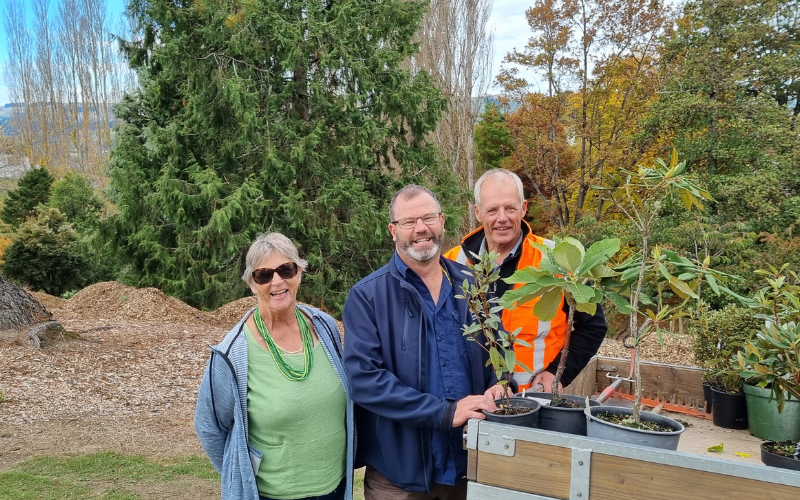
left=0, top=274, right=62, bottom=347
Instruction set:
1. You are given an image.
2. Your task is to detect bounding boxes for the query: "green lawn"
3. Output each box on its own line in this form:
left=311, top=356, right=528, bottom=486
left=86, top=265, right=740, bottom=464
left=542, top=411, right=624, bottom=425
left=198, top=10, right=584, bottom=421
left=0, top=452, right=218, bottom=500
left=0, top=452, right=365, bottom=500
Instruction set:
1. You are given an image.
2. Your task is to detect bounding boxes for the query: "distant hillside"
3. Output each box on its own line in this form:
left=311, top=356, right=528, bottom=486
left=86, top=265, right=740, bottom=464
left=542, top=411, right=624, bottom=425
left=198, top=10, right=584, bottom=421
left=0, top=102, right=114, bottom=136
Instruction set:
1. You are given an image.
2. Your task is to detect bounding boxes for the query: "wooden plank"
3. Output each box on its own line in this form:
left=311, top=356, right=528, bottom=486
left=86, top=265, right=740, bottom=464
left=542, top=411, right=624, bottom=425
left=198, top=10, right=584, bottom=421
left=476, top=441, right=571, bottom=499
left=594, top=356, right=705, bottom=405
left=589, top=453, right=800, bottom=500
left=466, top=449, right=477, bottom=481
left=563, top=356, right=597, bottom=397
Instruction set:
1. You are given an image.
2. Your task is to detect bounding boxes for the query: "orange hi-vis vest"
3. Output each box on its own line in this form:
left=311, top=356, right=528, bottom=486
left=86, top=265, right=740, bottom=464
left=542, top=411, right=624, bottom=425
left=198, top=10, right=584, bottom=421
left=444, top=225, right=569, bottom=388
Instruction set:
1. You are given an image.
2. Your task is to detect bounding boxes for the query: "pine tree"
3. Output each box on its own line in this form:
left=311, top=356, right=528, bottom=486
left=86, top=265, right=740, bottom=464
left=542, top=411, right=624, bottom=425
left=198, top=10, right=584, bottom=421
left=0, top=167, right=55, bottom=227
left=105, top=0, right=452, bottom=312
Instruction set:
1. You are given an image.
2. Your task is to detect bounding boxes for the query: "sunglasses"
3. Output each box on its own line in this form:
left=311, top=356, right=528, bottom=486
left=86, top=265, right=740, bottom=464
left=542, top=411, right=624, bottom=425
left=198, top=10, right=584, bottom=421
left=251, top=262, right=299, bottom=285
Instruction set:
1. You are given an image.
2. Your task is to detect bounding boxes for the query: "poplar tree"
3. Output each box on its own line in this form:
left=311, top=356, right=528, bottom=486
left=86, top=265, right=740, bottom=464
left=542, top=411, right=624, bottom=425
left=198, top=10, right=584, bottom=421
left=105, top=0, right=451, bottom=312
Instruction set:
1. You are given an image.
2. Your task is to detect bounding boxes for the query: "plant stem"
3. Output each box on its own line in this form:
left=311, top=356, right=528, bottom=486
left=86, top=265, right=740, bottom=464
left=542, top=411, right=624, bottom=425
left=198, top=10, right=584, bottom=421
left=551, top=296, right=576, bottom=404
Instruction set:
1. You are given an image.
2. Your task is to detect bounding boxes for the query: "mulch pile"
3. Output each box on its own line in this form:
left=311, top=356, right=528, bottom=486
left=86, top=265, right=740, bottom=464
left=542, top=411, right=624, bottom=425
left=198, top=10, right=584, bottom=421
left=50, top=282, right=207, bottom=324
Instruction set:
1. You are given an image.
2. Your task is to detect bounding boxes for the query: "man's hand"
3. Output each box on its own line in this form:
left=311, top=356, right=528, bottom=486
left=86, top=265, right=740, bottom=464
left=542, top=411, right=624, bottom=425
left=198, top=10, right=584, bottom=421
left=484, top=384, right=512, bottom=401
left=452, top=395, right=497, bottom=427
left=532, top=371, right=563, bottom=393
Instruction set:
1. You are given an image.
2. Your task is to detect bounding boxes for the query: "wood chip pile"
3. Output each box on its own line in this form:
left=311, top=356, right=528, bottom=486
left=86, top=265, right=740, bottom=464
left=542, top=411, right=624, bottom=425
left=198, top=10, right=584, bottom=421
left=2, top=281, right=696, bottom=429
left=597, top=331, right=699, bottom=367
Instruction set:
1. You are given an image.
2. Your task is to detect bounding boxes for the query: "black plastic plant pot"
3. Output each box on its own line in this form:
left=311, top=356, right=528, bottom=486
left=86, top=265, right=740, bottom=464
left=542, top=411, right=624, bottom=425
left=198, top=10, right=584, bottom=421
left=710, top=386, right=748, bottom=429
left=702, top=381, right=713, bottom=414
left=586, top=406, right=685, bottom=451
left=516, top=392, right=601, bottom=435
left=761, top=442, right=800, bottom=471
left=483, top=397, right=540, bottom=428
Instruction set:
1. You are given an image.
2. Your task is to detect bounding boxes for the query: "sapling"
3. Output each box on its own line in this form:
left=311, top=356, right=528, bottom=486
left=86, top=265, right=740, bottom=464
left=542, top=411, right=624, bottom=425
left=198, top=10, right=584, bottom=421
left=501, top=237, right=621, bottom=406
left=501, top=150, right=740, bottom=424
left=457, top=250, right=533, bottom=412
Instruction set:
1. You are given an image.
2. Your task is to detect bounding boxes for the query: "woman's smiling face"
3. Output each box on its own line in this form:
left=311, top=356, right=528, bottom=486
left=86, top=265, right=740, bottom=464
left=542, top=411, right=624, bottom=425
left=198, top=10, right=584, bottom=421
left=249, top=252, right=301, bottom=315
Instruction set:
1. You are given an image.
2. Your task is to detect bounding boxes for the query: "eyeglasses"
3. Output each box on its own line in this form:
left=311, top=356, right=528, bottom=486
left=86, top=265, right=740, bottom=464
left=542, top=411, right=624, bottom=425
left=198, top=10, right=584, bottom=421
left=391, top=212, right=442, bottom=229
left=252, top=262, right=299, bottom=285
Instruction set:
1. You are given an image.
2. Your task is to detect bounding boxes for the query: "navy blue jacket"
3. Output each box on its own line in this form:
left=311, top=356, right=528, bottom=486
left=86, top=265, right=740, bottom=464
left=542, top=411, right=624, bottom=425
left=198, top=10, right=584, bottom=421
left=342, top=254, right=497, bottom=493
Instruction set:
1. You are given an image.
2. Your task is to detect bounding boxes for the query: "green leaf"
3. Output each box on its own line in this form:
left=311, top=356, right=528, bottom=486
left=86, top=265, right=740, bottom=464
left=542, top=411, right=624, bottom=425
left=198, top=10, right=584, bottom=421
left=514, top=338, right=532, bottom=348
left=553, top=242, right=583, bottom=274
left=561, top=237, right=586, bottom=258
left=489, top=347, right=501, bottom=371
left=566, top=282, right=595, bottom=303
left=706, top=273, right=720, bottom=295
left=606, top=291, right=633, bottom=314
left=658, top=262, right=671, bottom=281
left=590, top=265, right=618, bottom=279
left=576, top=238, right=621, bottom=276
left=707, top=443, right=724, bottom=453
left=668, top=276, right=699, bottom=299
left=500, top=282, right=548, bottom=309
left=533, top=288, right=563, bottom=321
left=504, top=266, right=548, bottom=284
left=504, top=350, right=516, bottom=372
left=575, top=301, right=597, bottom=315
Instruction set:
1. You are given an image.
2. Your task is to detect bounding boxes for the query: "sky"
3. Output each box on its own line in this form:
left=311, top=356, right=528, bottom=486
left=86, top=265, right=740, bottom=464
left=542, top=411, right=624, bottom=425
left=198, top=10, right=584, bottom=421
left=0, top=0, right=537, bottom=105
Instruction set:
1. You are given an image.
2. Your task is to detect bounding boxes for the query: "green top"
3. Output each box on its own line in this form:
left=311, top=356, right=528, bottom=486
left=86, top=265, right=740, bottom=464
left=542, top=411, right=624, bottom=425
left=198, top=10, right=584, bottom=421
left=245, top=324, right=346, bottom=499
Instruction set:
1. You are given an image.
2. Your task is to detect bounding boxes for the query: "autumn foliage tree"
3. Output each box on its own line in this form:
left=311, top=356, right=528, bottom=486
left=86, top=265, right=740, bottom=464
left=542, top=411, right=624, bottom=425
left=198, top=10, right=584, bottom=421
left=497, top=0, right=674, bottom=228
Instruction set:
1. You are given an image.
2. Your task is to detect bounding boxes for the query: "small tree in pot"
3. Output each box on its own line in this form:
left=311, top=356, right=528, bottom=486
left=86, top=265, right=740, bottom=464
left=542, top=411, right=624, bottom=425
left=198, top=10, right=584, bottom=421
left=500, top=236, right=621, bottom=407
left=457, top=250, right=539, bottom=420
left=501, top=151, right=740, bottom=433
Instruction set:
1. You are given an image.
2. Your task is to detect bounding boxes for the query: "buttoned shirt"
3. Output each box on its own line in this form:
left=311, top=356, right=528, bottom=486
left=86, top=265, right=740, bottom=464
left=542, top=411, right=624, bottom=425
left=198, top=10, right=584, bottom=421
left=393, top=253, right=473, bottom=485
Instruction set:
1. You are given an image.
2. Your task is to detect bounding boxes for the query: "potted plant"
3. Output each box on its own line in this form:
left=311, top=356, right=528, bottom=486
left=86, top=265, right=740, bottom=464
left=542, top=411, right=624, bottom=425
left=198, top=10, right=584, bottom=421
left=502, top=150, right=740, bottom=449
left=690, top=305, right=760, bottom=429
left=734, top=264, right=800, bottom=456
left=741, top=320, right=800, bottom=470
left=500, top=236, right=618, bottom=434
left=457, top=250, right=541, bottom=427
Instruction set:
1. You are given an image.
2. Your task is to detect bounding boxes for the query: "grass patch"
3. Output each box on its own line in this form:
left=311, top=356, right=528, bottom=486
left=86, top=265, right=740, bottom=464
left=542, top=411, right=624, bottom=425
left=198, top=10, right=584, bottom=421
left=0, top=452, right=219, bottom=500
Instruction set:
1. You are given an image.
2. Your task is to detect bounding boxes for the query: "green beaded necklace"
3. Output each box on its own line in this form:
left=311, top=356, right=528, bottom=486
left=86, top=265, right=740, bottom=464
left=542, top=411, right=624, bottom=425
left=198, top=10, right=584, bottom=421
left=253, top=306, right=314, bottom=381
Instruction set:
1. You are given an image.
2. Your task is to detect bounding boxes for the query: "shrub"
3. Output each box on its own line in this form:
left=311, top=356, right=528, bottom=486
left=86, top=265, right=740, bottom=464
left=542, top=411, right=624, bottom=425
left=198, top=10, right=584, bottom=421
left=0, top=167, right=54, bottom=227
left=1, top=206, right=89, bottom=296
left=689, top=305, right=761, bottom=391
left=48, top=172, right=104, bottom=230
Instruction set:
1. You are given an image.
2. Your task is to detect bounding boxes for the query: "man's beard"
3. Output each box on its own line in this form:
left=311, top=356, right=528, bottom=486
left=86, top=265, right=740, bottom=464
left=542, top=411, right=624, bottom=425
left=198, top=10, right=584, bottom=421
left=397, top=230, right=443, bottom=263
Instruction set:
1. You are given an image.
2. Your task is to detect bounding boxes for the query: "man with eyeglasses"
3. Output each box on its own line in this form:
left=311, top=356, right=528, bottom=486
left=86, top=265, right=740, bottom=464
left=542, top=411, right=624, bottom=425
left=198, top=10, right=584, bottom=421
left=343, top=185, right=508, bottom=500
left=445, top=169, right=607, bottom=393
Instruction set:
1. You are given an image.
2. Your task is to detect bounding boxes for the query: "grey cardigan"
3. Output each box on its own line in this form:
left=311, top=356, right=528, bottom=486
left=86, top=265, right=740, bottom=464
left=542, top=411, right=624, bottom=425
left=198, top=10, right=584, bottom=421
left=194, top=305, right=354, bottom=500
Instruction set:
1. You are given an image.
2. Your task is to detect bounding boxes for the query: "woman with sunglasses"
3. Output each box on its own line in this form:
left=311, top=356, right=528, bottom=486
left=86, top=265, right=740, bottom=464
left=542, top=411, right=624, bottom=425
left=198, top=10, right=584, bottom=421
left=195, top=233, right=354, bottom=500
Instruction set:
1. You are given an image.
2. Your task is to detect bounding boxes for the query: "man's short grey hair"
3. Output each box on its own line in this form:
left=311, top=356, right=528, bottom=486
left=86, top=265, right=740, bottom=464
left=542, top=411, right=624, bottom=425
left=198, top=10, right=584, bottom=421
left=388, top=185, right=442, bottom=221
left=242, top=232, right=308, bottom=286
left=474, top=169, right=525, bottom=209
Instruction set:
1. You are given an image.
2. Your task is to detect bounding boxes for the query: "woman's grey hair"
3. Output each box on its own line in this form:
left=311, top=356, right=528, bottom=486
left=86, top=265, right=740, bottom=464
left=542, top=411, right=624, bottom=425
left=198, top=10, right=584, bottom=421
left=388, top=185, right=442, bottom=221
left=474, top=169, right=525, bottom=209
left=242, top=232, right=308, bottom=286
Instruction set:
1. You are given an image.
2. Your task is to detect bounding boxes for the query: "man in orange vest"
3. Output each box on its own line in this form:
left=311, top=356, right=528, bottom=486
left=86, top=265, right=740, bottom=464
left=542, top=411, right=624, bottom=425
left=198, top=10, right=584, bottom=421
left=444, top=169, right=607, bottom=391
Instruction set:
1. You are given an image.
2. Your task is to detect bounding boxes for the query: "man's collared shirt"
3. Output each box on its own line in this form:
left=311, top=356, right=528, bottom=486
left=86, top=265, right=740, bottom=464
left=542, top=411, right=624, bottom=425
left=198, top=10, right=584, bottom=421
left=393, top=253, right=473, bottom=485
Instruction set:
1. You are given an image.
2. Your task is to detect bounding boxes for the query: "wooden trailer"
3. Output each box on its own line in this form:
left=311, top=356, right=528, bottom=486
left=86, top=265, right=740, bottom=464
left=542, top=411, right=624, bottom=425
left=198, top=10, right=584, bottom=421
left=463, top=356, right=800, bottom=499
left=464, top=420, right=800, bottom=499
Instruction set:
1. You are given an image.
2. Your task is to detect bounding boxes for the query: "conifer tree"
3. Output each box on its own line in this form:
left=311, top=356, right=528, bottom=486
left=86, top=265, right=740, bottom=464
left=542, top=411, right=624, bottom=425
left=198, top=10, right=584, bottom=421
left=0, top=167, right=55, bottom=228
left=105, top=0, right=452, bottom=312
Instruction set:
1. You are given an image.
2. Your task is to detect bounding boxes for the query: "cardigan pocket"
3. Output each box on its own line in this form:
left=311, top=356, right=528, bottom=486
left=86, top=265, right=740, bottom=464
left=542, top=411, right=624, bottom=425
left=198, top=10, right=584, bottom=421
left=247, top=444, right=263, bottom=478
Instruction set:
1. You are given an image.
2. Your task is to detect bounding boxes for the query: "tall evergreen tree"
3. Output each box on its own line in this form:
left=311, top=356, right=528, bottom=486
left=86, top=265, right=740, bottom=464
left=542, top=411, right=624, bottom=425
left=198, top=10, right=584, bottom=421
left=0, top=167, right=55, bottom=228
left=474, top=100, right=512, bottom=172
left=105, top=0, right=452, bottom=312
